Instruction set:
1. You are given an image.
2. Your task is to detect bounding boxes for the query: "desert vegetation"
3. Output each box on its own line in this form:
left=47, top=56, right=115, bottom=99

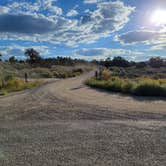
left=0, top=48, right=94, bottom=95
left=0, top=74, right=43, bottom=95
left=86, top=76, right=166, bottom=97
left=0, top=49, right=93, bottom=79
left=93, top=56, right=166, bottom=78
left=87, top=57, right=166, bottom=97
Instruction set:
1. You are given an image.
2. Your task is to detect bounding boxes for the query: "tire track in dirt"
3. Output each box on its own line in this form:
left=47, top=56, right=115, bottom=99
left=0, top=73, right=166, bottom=166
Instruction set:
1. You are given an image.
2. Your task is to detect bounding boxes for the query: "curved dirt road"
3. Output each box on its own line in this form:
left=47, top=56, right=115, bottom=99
left=0, top=72, right=166, bottom=166
left=53, top=71, right=166, bottom=113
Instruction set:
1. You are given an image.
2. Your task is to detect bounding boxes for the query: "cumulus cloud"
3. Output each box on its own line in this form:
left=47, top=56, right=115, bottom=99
left=7, top=2, right=40, bottom=15
left=0, top=45, right=50, bottom=59
left=115, top=30, right=161, bottom=44
left=84, top=0, right=103, bottom=4
left=63, top=1, right=134, bottom=46
left=150, top=44, right=166, bottom=51
left=115, top=29, right=166, bottom=51
left=0, top=1, right=134, bottom=46
left=6, top=1, right=62, bottom=16
left=0, top=14, right=57, bottom=34
left=74, top=48, right=148, bottom=61
left=67, top=9, right=78, bottom=17
left=48, top=6, right=63, bottom=15
left=0, top=6, right=10, bottom=14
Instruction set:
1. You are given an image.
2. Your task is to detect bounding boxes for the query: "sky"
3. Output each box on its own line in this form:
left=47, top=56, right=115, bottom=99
left=0, top=0, right=166, bottom=61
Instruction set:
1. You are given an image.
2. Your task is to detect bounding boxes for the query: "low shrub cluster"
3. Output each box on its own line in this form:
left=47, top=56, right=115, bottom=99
left=0, top=75, right=43, bottom=95
left=53, top=69, right=82, bottom=78
left=0, top=61, right=94, bottom=80
left=85, top=76, right=166, bottom=97
left=17, top=66, right=89, bottom=79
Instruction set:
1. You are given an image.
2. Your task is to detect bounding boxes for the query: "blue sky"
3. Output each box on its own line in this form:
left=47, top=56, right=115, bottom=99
left=0, top=0, right=166, bottom=61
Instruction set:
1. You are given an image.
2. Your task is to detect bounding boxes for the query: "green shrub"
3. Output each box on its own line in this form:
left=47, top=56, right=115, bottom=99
left=72, top=68, right=83, bottom=74
left=29, top=68, right=53, bottom=78
left=101, top=69, right=112, bottom=80
left=5, top=78, right=25, bottom=90
left=133, top=83, right=166, bottom=97
left=53, top=71, right=60, bottom=77
left=106, top=77, right=123, bottom=92
left=0, top=90, right=8, bottom=96
left=0, top=77, right=43, bottom=94
left=58, top=72, right=69, bottom=78
left=0, top=77, right=3, bottom=89
left=73, top=72, right=81, bottom=77
left=86, top=77, right=166, bottom=97
left=122, top=81, right=134, bottom=93
left=4, top=74, right=15, bottom=81
left=40, top=71, right=53, bottom=78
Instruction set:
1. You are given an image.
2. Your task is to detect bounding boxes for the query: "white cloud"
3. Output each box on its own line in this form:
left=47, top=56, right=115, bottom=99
left=7, top=1, right=60, bottom=15
left=67, top=9, right=78, bottom=17
left=84, top=0, right=103, bottom=4
left=115, top=30, right=161, bottom=44
left=8, top=2, right=40, bottom=15
left=0, top=6, right=10, bottom=14
left=0, top=1, right=134, bottom=47
left=0, top=45, right=50, bottom=59
left=74, top=48, right=150, bottom=61
left=150, top=44, right=166, bottom=51
left=115, top=28, right=166, bottom=51
left=63, top=1, right=135, bottom=46
left=48, top=6, right=62, bottom=15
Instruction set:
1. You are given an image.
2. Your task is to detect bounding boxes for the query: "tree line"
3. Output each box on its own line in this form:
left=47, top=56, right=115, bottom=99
left=0, top=48, right=88, bottom=67
left=0, top=48, right=166, bottom=68
left=93, top=56, right=166, bottom=68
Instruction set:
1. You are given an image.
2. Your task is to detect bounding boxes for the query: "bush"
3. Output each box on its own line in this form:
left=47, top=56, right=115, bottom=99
left=0, top=90, right=8, bottom=96
left=29, top=68, right=53, bottom=78
left=111, top=56, right=130, bottom=67
left=0, top=77, right=43, bottom=94
left=57, top=72, right=70, bottom=78
left=86, top=77, right=166, bottom=97
left=107, top=77, right=124, bottom=92
left=72, top=68, right=83, bottom=74
left=101, top=69, right=112, bottom=80
left=133, top=83, right=166, bottom=97
left=4, top=74, right=15, bottom=81
left=52, top=68, right=84, bottom=78
left=73, top=72, right=81, bottom=77
left=148, top=57, right=164, bottom=68
left=122, top=81, right=134, bottom=93
left=5, top=78, right=25, bottom=90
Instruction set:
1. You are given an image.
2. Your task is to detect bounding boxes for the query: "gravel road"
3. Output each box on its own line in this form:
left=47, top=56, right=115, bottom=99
left=0, top=72, right=166, bottom=166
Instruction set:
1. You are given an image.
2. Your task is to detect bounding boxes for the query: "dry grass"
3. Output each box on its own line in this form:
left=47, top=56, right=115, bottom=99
left=0, top=77, right=43, bottom=95
left=86, top=70, right=166, bottom=97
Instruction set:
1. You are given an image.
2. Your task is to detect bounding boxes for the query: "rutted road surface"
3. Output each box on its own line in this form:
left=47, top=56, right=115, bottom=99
left=0, top=72, right=166, bottom=166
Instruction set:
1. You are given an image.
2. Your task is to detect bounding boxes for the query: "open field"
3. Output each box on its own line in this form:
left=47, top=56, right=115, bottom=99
left=0, top=72, right=166, bottom=165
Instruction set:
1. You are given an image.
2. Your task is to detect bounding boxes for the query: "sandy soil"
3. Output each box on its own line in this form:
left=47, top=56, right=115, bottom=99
left=0, top=72, right=166, bottom=166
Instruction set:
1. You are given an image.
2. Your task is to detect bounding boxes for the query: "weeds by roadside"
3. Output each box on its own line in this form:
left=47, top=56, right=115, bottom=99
left=0, top=76, right=43, bottom=95
left=85, top=70, right=166, bottom=97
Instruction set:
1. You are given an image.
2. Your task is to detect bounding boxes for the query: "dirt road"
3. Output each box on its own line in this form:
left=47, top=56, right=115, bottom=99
left=0, top=72, right=166, bottom=166
left=54, top=71, right=166, bottom=113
